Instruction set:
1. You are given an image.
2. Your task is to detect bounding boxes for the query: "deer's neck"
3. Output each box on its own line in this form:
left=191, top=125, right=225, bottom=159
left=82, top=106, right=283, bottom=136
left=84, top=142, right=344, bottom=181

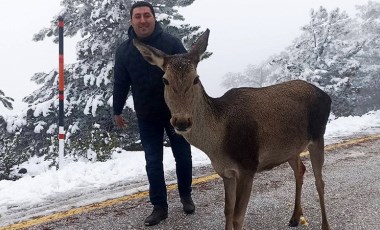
left=182, top=84, right=223, bottom=154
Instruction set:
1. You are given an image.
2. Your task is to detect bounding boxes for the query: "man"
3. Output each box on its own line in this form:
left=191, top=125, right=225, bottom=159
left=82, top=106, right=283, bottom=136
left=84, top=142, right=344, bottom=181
left=113, top=1, right=195, bottom=226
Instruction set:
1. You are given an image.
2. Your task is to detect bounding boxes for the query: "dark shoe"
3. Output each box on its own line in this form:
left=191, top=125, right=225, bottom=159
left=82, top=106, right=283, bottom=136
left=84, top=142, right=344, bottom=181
left=144, top=205, right=168, bottom=226
left=180, top=196, right=195, bottom=214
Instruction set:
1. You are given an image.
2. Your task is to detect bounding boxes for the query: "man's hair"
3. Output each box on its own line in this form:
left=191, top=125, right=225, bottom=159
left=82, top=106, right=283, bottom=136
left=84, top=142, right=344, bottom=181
left=130, top=1, right=155, bottom=18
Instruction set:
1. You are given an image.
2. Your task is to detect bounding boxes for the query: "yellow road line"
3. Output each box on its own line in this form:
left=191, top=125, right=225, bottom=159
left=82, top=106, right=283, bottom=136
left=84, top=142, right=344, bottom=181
left=2, top=134, right=380, bottom=230
left=0, top=173, right=220, bottom=230
left=300, top=133, right=380, bottom=157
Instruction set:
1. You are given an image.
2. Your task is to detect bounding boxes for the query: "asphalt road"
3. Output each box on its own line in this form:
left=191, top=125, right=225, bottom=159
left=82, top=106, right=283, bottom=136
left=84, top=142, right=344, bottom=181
left=6, top=138, right=380, bottom=230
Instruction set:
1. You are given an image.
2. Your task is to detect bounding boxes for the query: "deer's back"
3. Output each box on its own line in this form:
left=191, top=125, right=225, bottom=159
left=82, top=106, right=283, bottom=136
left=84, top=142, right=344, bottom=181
left=214, top=80, right=331, bottom=171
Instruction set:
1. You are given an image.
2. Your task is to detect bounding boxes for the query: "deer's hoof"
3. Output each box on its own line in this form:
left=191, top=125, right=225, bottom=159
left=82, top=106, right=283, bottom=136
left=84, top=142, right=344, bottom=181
left=288, top=219, right=299, bottom=227
left=289, top=216, right=309, bottom=227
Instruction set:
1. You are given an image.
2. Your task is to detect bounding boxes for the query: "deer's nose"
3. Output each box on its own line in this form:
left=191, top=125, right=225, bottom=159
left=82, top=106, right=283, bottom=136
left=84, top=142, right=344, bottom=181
left=171, top=116, right=192, bottom=132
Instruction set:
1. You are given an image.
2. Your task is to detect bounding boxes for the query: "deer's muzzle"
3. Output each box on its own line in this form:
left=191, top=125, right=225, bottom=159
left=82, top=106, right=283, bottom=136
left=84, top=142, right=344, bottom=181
left=171, top=116, right=193, bottom=133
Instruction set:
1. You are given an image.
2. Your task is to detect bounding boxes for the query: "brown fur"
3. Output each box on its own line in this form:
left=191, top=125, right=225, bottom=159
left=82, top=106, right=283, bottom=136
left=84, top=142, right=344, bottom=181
left=133, top=30, right=331, bottom=230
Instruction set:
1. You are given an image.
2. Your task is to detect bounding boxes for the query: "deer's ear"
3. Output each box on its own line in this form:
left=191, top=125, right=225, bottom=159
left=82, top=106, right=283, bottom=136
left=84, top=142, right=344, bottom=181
left=189, top=29, right=210, bottom=62
left=133, top=39, right=167, bottom=70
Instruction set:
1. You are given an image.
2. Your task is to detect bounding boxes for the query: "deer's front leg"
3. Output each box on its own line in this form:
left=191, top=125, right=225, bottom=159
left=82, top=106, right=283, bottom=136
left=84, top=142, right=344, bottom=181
left=233, top=173, right=254, bottom=230
left=222, top=170, right=238, bottom=230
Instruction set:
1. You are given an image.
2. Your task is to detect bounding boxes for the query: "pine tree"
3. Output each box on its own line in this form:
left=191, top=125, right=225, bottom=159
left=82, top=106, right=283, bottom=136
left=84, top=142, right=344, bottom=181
left=221, top=61, right=279, bottom=89
left=221, top=6, right=379, bottom=117
left=270, top=7, right=364, bottom=116
left=5, top=0, right=202, bottom=170
left=351, top=1, right=380, bottom=115
left=0, top=90, right=14, bottom=111
left=0, top=90, right=17, bottom=180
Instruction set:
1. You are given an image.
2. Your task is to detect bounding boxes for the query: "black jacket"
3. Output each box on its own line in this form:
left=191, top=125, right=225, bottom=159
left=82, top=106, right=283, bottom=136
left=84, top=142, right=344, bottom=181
left=113, top=22, right=187, bottom=120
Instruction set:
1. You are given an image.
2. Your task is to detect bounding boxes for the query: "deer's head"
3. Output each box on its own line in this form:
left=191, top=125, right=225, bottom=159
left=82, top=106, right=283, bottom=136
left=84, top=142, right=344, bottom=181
left=134, top=29, right=210, bottom=134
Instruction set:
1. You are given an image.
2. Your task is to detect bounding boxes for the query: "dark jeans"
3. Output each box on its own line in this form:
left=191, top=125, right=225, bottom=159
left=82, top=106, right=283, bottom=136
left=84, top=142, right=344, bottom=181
left=138, top=118, right=192, bottom=208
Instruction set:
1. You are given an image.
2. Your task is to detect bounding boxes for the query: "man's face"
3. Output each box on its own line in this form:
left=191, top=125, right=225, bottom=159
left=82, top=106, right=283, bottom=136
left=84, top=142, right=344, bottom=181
left=131, top=6, right=155, bottom=38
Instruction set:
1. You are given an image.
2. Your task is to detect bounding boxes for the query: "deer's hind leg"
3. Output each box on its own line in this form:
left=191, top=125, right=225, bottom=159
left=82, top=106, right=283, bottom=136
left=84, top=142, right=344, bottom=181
left=288, top=155, right=306, bottom=227
left=309, top=139, right=330, bottom=230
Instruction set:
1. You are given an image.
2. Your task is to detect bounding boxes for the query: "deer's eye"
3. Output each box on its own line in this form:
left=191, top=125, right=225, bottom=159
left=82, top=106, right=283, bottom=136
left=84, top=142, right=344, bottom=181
left=193, top=76, right=200, bottom=85
left=163, top=78, right=169, bottom=85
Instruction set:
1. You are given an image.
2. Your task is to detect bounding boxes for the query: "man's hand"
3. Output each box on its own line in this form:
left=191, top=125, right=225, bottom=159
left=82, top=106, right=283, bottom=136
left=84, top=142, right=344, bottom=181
left=114, top=115, right=128, bottom=128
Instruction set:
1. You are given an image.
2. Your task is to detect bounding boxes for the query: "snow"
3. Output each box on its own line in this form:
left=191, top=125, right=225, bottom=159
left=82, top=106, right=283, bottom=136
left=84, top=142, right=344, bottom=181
left=33, top=121, right=47, bottom=134
left=0, top=110, right=380, bottom=226
left=325, top=110, right=380, bottom=141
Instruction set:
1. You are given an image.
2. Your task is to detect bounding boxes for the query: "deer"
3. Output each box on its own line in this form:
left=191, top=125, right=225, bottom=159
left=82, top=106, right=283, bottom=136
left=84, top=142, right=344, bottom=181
left=133, top=29, right=331, bottom=230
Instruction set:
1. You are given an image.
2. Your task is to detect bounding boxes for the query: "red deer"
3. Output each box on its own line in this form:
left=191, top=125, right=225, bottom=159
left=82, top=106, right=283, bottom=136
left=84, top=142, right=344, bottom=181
left=133, top=29, right=331, bottom=230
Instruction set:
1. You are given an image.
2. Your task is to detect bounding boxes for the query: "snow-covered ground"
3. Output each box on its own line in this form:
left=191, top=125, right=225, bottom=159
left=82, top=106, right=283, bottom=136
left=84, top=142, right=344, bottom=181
left=1, top=110, right=380, bottom=226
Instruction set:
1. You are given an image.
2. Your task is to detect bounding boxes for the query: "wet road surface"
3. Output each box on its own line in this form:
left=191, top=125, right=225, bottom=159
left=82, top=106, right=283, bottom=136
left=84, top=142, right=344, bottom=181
left=5, top=137, right=380, bottom=230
